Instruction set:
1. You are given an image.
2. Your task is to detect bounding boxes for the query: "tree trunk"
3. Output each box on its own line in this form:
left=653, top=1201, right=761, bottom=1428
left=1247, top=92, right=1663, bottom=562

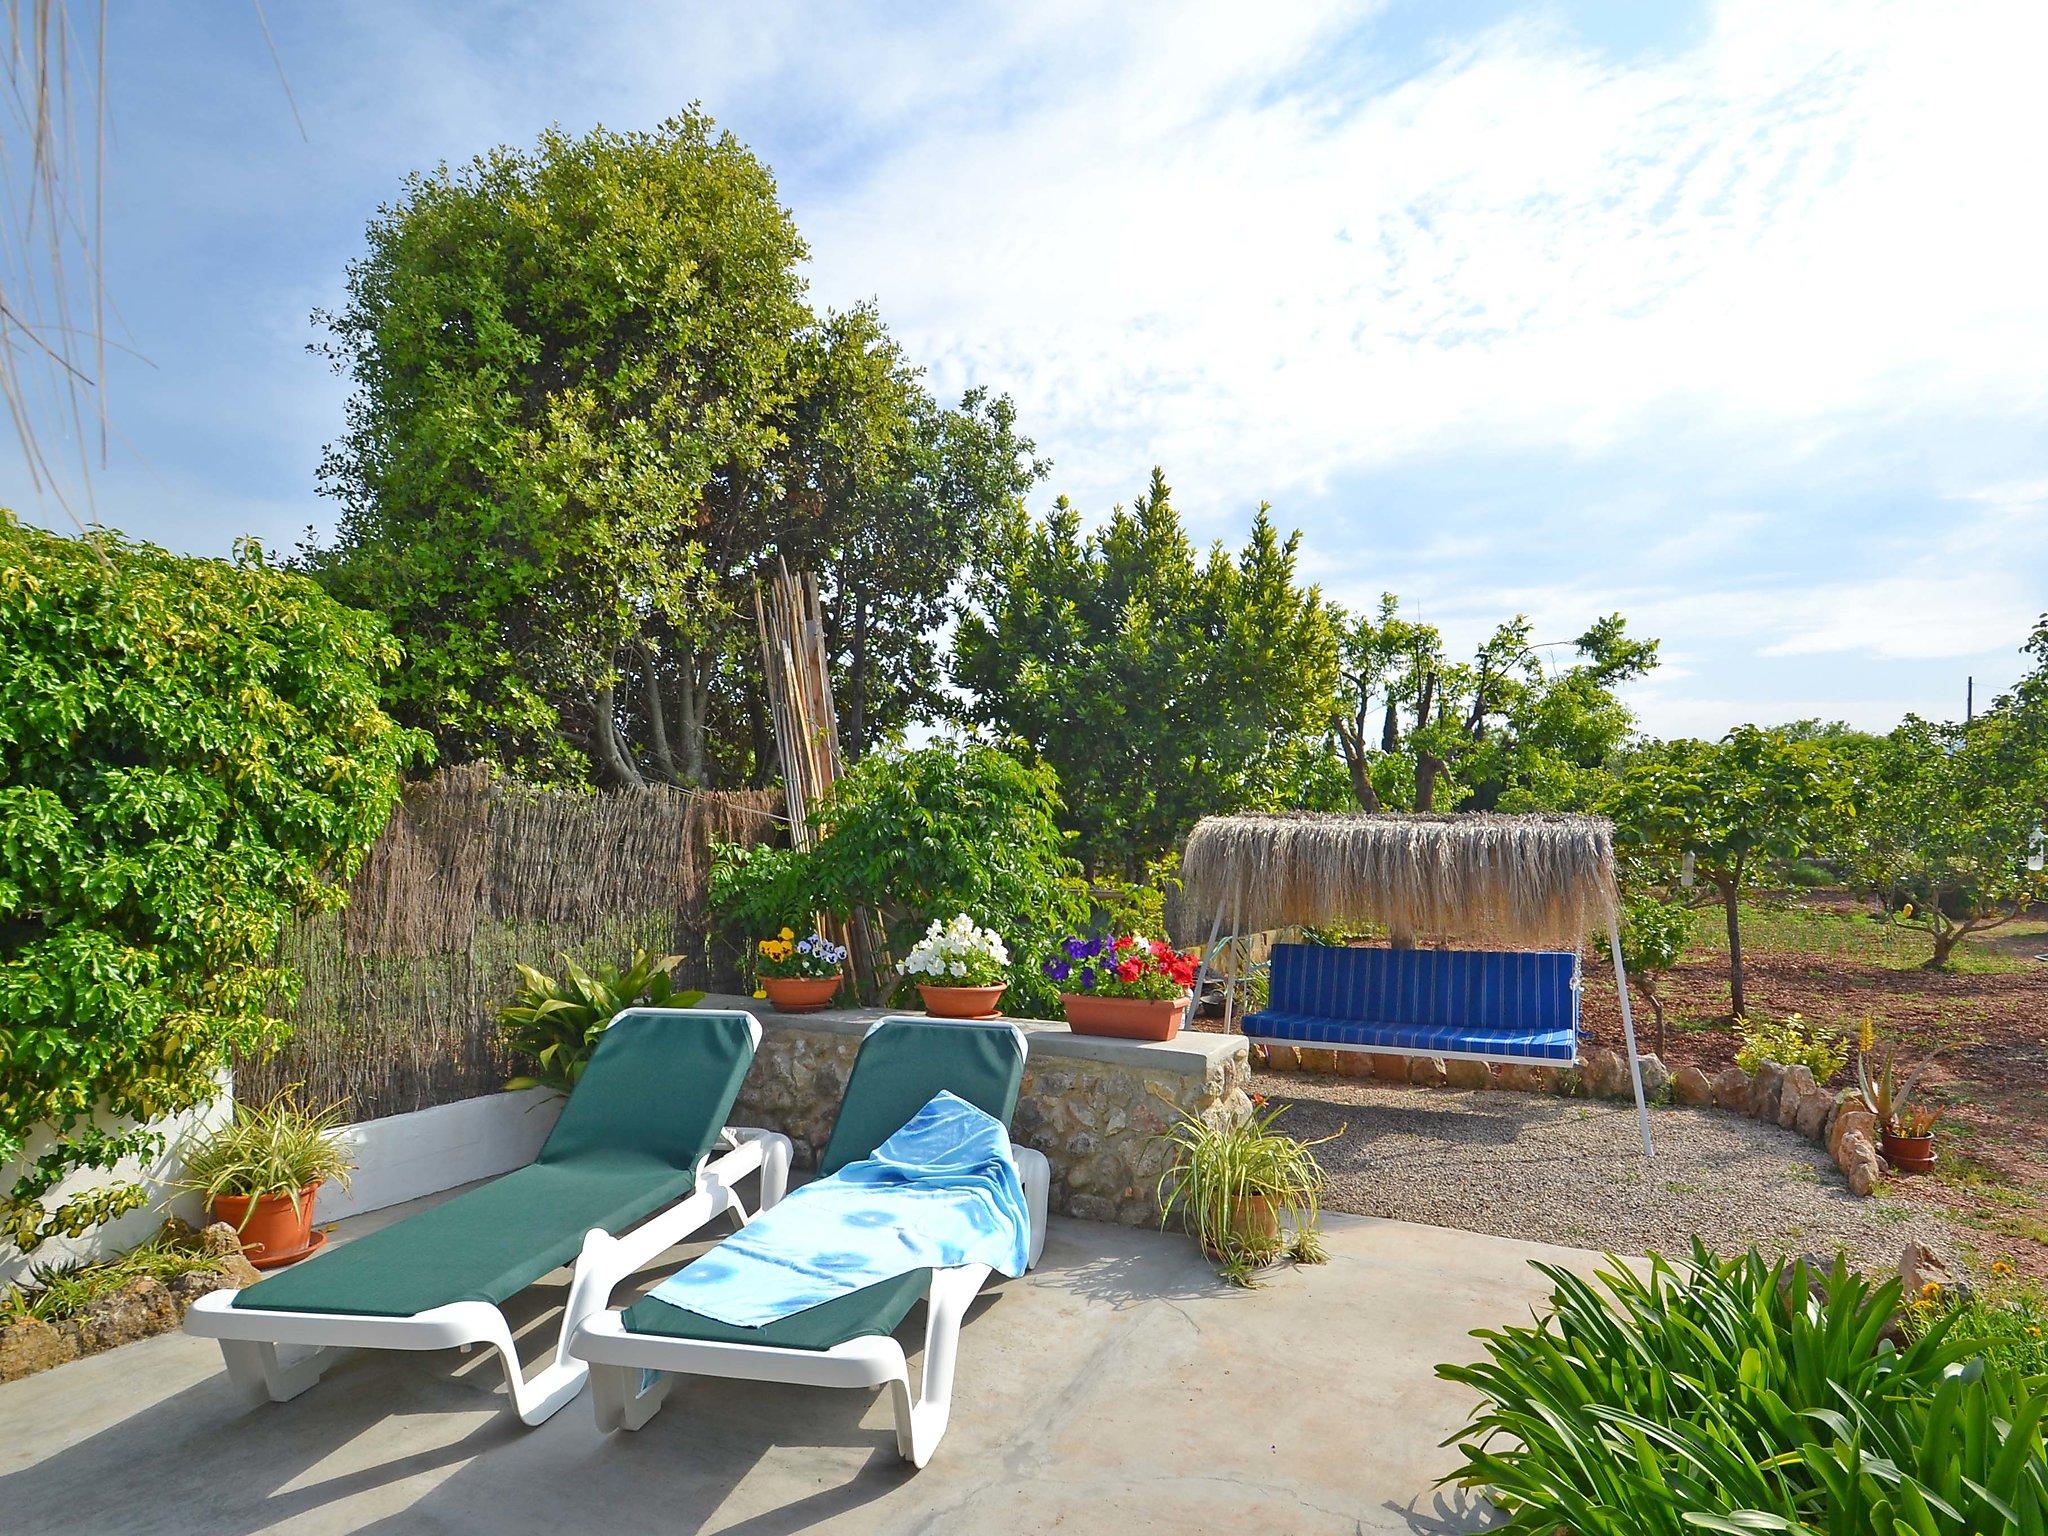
left=1718, top=873, right=1745, bottom=1018
left=1336, top=703, right=1382, bottom=811
left=678, top=651, right=708, bottom=785
left=1926, top=924, right=1963, bottom=969
left=1347, top=753, right=1381, bottom=812
left=643, top=653, right=680, bottom=785
left=592, top=683, right=644, bottom=788
left=1633, top=973, right=1667, bottom=1057
left=1412, top=670, right=1441, bottom=810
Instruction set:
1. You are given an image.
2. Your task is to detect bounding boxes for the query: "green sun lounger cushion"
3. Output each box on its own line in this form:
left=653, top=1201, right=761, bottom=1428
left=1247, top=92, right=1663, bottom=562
left=816, top=1017, right=1024, bottom=1176
left=621, top=1267, right=934, bottom=1352
left=623, top=1016, right=1025, bottom=1352
left=235, top=1009, right=758, bottom=1319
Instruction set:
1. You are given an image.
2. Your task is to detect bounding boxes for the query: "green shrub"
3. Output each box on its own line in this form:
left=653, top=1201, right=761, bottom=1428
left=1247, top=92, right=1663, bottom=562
left=0, top=516, right=419, bottom=1258
left=1089, top=852, right=1180, bottom=940
left=1439, top=1242, right=2048, bottom=1534
left=1736, top=1010, right=1847, bottom=1081
left=710, top=740, right=1088, bottom=1015
left=0, top=1224, right=222, bottom=1326
left=496, top=951, right=702, bottom=1094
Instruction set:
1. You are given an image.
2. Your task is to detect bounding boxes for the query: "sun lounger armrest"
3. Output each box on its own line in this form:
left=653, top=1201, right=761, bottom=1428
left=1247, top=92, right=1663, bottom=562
left=1011, top=1144, right=1050, bottom=1269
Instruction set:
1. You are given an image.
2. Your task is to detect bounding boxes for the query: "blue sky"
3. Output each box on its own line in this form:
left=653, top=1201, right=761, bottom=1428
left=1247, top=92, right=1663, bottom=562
left=10, top=0, right=2046, bottom=737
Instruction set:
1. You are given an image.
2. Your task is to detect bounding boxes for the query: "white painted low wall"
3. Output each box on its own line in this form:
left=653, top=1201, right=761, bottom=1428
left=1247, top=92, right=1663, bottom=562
left=312, top=1087, right=565, bottom=1225
left=1, top=1074, right=233, bottom=1288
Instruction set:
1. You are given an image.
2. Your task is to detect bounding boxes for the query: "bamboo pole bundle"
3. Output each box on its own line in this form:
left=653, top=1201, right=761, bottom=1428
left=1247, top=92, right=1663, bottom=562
left=753, top=561, right=891, bottom=997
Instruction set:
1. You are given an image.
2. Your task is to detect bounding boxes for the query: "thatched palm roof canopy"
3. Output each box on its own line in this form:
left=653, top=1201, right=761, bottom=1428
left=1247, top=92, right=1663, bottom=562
left=1179, top=812, right=1617, bottom=949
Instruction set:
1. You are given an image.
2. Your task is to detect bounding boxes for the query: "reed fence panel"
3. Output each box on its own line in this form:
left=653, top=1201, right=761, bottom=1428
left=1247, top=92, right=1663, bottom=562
left=239, top=765, right=782, bottom=1120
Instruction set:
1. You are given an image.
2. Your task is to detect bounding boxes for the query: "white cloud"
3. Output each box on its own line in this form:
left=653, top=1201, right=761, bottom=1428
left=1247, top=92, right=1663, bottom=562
left=784, top=0, right=2048, bottom=518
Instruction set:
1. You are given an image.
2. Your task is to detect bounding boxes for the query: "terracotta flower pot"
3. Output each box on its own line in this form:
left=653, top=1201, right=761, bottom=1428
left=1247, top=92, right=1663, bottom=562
left=1881, top=1128, right=1936, bottom=1173
left=210, top=1186, right=322, bottom=1268
left=761, top=974, right=843, bottom=1013
left=1060, top=991, right=1188, bottom=1041
left=918, top=983, right=1007, bottom=1019
left=1202, top=1194, right=1282, bottom=1262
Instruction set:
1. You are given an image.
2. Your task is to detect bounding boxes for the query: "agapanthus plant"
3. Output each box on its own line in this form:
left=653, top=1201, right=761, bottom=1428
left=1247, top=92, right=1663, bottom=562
left=755, top=928, right=848, bottom=980
left=899, top=913, right=1010, bottom=986
left=1043, top=934, right=1198, bottom=999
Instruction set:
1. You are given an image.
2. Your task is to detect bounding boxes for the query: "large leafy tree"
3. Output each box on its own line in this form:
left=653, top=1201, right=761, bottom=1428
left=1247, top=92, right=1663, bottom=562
left=952, top=469, right=1340, bottom=872
left=604, top=316, right=1041, bottom=787
left=754, top=312, right=1045, bottom=762
left=308, top=117, right=1033, bottom=789
left=306, top=113, right=811, bottom=786
left=1608, top=725, right=1858, bottom=1018
left=1332, top=597, right=1657, bottom=813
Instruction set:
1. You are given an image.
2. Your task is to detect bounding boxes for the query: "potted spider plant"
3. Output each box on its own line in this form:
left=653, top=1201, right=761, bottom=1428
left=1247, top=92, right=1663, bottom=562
left=1156, top=1097, right=1336, bottom=1287
left=1854, top=1022, right=1941, bottom=1174
left=177, top=1091, right=354, bottom=1268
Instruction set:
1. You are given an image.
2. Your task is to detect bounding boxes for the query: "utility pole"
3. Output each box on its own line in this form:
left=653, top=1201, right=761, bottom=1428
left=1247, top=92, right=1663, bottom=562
left=1966, top=675, right=1974, bottom=723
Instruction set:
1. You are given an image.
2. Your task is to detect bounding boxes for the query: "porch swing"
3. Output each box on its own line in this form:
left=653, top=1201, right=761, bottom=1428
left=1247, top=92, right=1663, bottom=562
left=1177, top=811, right=1655, bottom=1158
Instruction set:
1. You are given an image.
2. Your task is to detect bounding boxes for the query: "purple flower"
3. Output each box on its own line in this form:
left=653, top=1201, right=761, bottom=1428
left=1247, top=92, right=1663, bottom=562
left=1083, top=936, right=1106, bottom=959
left=1047, top=958, right=1072, bottom=982
left=1077, top=965, right=1096, bottom=992
left=1063, top=937, right=1087, bottom=960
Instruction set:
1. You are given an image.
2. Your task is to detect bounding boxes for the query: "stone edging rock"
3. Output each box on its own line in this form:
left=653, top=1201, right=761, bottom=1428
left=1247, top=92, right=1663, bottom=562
left=1258, top=1043, right=1880, bottom=1195
left=0, top=1222, right=261, bottom=1384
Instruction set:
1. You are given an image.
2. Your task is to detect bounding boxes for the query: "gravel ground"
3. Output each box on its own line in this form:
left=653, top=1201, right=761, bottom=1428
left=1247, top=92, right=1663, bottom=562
left=1261, top=1073, right=1965, bottom=1275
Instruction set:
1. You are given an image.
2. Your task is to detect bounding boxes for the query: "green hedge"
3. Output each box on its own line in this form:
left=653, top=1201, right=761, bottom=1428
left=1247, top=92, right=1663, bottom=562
left=0, top=515, right=418, bottom=1255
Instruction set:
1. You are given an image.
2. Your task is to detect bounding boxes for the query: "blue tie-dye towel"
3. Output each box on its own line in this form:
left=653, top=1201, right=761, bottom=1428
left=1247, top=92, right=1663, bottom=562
left=648, top=1089, right=1030, bottom=1327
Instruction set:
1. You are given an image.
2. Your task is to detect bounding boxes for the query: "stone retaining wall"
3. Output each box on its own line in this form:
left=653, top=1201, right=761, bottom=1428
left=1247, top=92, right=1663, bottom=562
left=699, top=994, right=1254, bottom=1228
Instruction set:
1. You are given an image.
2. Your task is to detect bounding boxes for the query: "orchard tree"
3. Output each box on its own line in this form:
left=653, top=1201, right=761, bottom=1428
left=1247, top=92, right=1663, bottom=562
left=1608, top=725, right=1858, bottom=1018
left=1332, top=597, right=1657, bottom=813
left=1853, top=716, right=2047, bottom=971
left=1617, top=892, right=1694, bottom=1055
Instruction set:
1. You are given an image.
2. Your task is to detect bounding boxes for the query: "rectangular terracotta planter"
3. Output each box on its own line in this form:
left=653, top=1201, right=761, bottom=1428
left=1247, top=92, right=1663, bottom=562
left=1059, top=991, right=1188, bottom=1041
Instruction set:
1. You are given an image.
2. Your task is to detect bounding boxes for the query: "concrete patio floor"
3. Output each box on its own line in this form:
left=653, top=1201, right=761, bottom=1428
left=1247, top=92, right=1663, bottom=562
left=0, top=1191, right=1608, bottom=1535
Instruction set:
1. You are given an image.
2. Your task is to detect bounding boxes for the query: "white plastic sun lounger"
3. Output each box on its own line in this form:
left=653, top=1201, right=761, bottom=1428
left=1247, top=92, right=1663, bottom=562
left=568, top=1016, right=1050, bottom=1467
left=185, top=1008, right=792, bottom=1426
